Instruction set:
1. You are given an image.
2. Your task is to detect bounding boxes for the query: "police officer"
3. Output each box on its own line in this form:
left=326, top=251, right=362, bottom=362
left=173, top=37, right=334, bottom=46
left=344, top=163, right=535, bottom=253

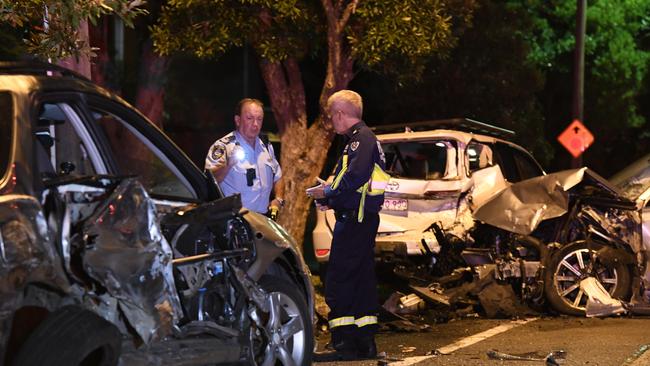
left=205, top=98, right=284, bottom=215
left=307, top=90, right=389, bottom=361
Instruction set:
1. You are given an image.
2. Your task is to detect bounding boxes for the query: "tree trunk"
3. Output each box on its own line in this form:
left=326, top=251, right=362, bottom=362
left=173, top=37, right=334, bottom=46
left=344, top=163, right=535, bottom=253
left=257, top=0, right=355, bottom=251
left=135, top=40, right=169, bottom=129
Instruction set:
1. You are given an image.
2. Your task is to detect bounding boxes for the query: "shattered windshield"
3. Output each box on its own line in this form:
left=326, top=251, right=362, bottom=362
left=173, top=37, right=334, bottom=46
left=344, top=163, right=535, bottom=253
left=383, top=140, right=458, bottom=180
left=0, top=92, right=12, bottom=180
left=609, top=153, right=650, bottom=201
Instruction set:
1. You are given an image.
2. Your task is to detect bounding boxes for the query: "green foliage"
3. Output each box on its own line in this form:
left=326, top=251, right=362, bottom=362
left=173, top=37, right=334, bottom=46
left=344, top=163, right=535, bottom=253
left=0, top=0, right=147, bottom=60
left=349, top=0, right=475, bottom=80
left=356, top=0, right=553, bottom=166
left=152, top=0, right=476, bottom=78
left=151, top=0, right=320, bottom=62
left=520, top=0, right=650, bottom=129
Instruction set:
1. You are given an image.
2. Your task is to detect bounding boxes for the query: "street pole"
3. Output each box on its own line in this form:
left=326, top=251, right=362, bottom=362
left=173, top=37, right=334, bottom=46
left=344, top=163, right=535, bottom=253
left=571, top=0, right=586, bottom=168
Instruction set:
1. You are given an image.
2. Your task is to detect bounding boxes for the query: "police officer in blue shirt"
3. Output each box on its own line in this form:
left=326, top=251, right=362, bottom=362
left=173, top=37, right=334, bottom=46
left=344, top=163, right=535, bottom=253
left=205, top=98, right=284, bottom=215
left=307, top=90, right=389, bottom=361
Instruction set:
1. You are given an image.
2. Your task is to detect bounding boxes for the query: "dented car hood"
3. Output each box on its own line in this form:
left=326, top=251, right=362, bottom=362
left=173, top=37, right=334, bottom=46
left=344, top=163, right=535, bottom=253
left=472, top=168, right=628, bottom=235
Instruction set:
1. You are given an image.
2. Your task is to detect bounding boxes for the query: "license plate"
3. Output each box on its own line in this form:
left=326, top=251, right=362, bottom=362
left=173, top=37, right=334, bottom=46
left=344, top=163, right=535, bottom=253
left=383, top=198, right=408, bottom=211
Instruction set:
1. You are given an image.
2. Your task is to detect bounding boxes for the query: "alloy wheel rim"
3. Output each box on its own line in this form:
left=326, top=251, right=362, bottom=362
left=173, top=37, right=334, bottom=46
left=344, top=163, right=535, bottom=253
left=256, top=291, right=306, bottom=366
left=553, top=248, right=618, bottom=311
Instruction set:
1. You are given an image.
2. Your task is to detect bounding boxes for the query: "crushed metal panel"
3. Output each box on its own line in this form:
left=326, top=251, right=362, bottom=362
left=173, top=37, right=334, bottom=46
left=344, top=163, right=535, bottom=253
left=467, top=165, right=508, bottom=210
left=580, top=277, right=627, bottom=317
left=473, top=168, right=622, bottom=235
left=0, top=194, right=69, bottom=351
left=79, top=178, right=182, bottom=344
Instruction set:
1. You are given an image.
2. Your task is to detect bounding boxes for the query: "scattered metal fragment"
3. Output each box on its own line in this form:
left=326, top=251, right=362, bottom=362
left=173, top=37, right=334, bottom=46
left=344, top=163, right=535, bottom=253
left=398, top=293, right=426, bottom=314
left=581, top=277, right=627, bottom=317
left=409, top=284, right=451, bottom=306
left=487, top=349, right=567, bottom=364
left=400, top=346, right=417, bottom=353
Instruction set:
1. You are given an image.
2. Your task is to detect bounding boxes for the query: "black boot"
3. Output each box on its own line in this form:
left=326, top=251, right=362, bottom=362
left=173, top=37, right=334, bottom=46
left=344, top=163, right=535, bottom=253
left=313, top=338, right=358, bottom=362
left=356, top=336, right=378, bottom=359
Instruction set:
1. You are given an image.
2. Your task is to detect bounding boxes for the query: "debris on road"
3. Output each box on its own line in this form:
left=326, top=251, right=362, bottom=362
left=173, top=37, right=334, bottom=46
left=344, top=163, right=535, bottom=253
left=581, top=277, right=627, bottom=317
left=487, top=349, right=567, bottom=364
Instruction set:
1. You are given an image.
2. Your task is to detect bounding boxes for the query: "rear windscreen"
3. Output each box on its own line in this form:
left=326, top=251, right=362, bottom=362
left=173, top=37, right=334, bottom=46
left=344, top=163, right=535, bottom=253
left=383, top=140, right=458, bottom=180
left=0, top=92, right=12, bottom=179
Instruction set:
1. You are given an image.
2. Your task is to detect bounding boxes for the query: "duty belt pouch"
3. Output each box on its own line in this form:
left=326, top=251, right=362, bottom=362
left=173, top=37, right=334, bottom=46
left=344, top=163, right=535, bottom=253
left=335, top=210, right=356, bottom=222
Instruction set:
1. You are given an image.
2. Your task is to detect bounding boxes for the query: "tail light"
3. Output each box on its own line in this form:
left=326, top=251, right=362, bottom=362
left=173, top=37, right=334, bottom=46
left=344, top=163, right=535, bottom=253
left=315, top=249, right=330, bottom=257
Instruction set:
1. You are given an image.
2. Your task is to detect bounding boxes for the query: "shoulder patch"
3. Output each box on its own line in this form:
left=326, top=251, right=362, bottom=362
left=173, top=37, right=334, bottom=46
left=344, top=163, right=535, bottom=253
left=210, top=144, right=225, bottom=161
left=350, top=141, right=360, bottom=151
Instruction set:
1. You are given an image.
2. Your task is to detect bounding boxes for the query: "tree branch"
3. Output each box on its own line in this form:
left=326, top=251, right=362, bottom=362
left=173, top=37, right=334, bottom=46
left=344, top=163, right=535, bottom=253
left=259, top=59, right=292, bottom=134
left=338, top=0, right=359, bottom=30
left=283, top=58, right=307, bottom=126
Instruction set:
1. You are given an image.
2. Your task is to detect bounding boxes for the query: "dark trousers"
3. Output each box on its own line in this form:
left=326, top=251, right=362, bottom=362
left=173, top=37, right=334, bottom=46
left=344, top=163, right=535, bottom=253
left=325, top=211, right=379, bottom=342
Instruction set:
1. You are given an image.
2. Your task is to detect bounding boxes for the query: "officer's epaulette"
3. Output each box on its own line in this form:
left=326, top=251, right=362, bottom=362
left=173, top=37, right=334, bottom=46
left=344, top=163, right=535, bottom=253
left=223, top=134, right=236, bottom=143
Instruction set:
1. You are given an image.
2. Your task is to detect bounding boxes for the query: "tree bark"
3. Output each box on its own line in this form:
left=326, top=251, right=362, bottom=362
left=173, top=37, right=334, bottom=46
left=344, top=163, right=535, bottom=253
left=257, top=0, right=356, bottom=251
left=135, top=40, right=169, bottom=129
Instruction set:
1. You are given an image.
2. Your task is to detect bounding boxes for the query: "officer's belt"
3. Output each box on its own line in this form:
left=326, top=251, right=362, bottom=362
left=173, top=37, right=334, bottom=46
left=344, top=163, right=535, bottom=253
left=334, top=209, right=378, bottom=222
left=334, top=209, right=357, bottom=222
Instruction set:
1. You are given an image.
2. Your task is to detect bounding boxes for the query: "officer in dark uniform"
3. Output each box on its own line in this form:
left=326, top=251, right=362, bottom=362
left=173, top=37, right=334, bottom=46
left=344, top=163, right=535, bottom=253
left=307, top=90, right=389, bottom=361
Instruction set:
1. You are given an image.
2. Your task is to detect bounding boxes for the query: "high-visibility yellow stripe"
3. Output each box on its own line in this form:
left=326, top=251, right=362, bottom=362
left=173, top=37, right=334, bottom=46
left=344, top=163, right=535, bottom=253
left=329, top=316, right=355, bottom=329
left=331, top=152, right=390, bottom=223
left=355, top=316, right=378, bottom=328
left=331, top=155, right=348, bottom=190
left=358, top=182, right=368, bottom=222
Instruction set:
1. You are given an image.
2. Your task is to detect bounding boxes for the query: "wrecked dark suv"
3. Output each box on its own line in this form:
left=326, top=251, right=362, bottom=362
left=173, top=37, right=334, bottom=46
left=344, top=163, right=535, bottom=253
left=0, top=62, right=314, bottom=366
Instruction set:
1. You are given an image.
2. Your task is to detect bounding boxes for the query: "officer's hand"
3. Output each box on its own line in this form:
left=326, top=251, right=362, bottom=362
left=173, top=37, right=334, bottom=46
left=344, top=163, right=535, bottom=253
left=227, top=145, right=245, bottom=166
left=306, top=183, right=328, bottom=199
left=314, top=200, right=330, bottom=211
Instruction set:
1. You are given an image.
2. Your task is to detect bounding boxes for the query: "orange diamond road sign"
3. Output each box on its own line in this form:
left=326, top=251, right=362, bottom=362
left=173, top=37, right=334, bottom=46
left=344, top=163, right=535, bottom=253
left=557, top=119, right=594, bottom=158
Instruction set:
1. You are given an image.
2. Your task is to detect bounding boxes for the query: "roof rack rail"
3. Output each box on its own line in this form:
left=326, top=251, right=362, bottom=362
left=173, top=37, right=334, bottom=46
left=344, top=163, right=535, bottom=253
left=0, top=61, right=89, bottom=81
left=370, top=118, right=515, bottom=139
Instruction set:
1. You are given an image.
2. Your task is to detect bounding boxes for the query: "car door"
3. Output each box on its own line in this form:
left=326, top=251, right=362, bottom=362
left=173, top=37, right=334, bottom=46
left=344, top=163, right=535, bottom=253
left=80, top=95, right=217, bottom=212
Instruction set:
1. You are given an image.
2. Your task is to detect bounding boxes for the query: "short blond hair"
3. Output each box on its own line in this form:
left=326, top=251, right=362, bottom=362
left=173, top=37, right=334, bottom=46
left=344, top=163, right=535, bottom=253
left=327, top=90, right=363, bottom=118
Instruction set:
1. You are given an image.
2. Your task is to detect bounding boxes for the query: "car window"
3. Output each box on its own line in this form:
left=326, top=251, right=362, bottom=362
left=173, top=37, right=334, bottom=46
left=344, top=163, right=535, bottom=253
left=492, top=142, right=520, bottom=182
left=35, top=102, right=105, bottom=181
left=513, top=148, right=543, bottom=181
left=467, top=142, right=494, bottom=173
left=0, top=92, right=12, bottom=180
left=383, top=140, right=458, bottom=180
left=89, top=108, right=195, bottom=199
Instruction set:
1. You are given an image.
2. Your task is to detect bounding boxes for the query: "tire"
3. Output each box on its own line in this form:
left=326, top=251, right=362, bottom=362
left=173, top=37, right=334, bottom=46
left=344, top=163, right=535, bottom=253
left=13, top=306, right=122, bottom=366
left=544, top=240, right=631, bottom=316
left=250, top=275, right=313, bottom=366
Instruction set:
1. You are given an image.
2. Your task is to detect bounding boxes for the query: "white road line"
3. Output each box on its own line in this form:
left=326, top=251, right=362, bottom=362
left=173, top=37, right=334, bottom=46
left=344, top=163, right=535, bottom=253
left=624, top=345, right=650, bottom=366
left=388, top=318, right=539, bottom=366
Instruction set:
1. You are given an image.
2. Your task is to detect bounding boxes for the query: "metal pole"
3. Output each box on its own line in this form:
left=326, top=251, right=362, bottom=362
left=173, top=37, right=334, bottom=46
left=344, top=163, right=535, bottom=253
left=243, top=45, right=249, bottom=98
left=571, top=0, right=586, bottom=168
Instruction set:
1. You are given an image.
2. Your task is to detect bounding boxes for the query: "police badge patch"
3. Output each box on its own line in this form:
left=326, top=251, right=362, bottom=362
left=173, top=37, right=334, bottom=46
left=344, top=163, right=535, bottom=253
left=350, top=141, right=360, bottom=151
left=210, top=144, right=225, bottom=161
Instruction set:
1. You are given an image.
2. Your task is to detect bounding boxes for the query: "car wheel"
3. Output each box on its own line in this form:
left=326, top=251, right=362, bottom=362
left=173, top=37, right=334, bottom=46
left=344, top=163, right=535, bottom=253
left=544, top=240, right=631, bottom=316
left=249, top=275, right=313, bottom=366
left=13, top=306, right=121, bottom=366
